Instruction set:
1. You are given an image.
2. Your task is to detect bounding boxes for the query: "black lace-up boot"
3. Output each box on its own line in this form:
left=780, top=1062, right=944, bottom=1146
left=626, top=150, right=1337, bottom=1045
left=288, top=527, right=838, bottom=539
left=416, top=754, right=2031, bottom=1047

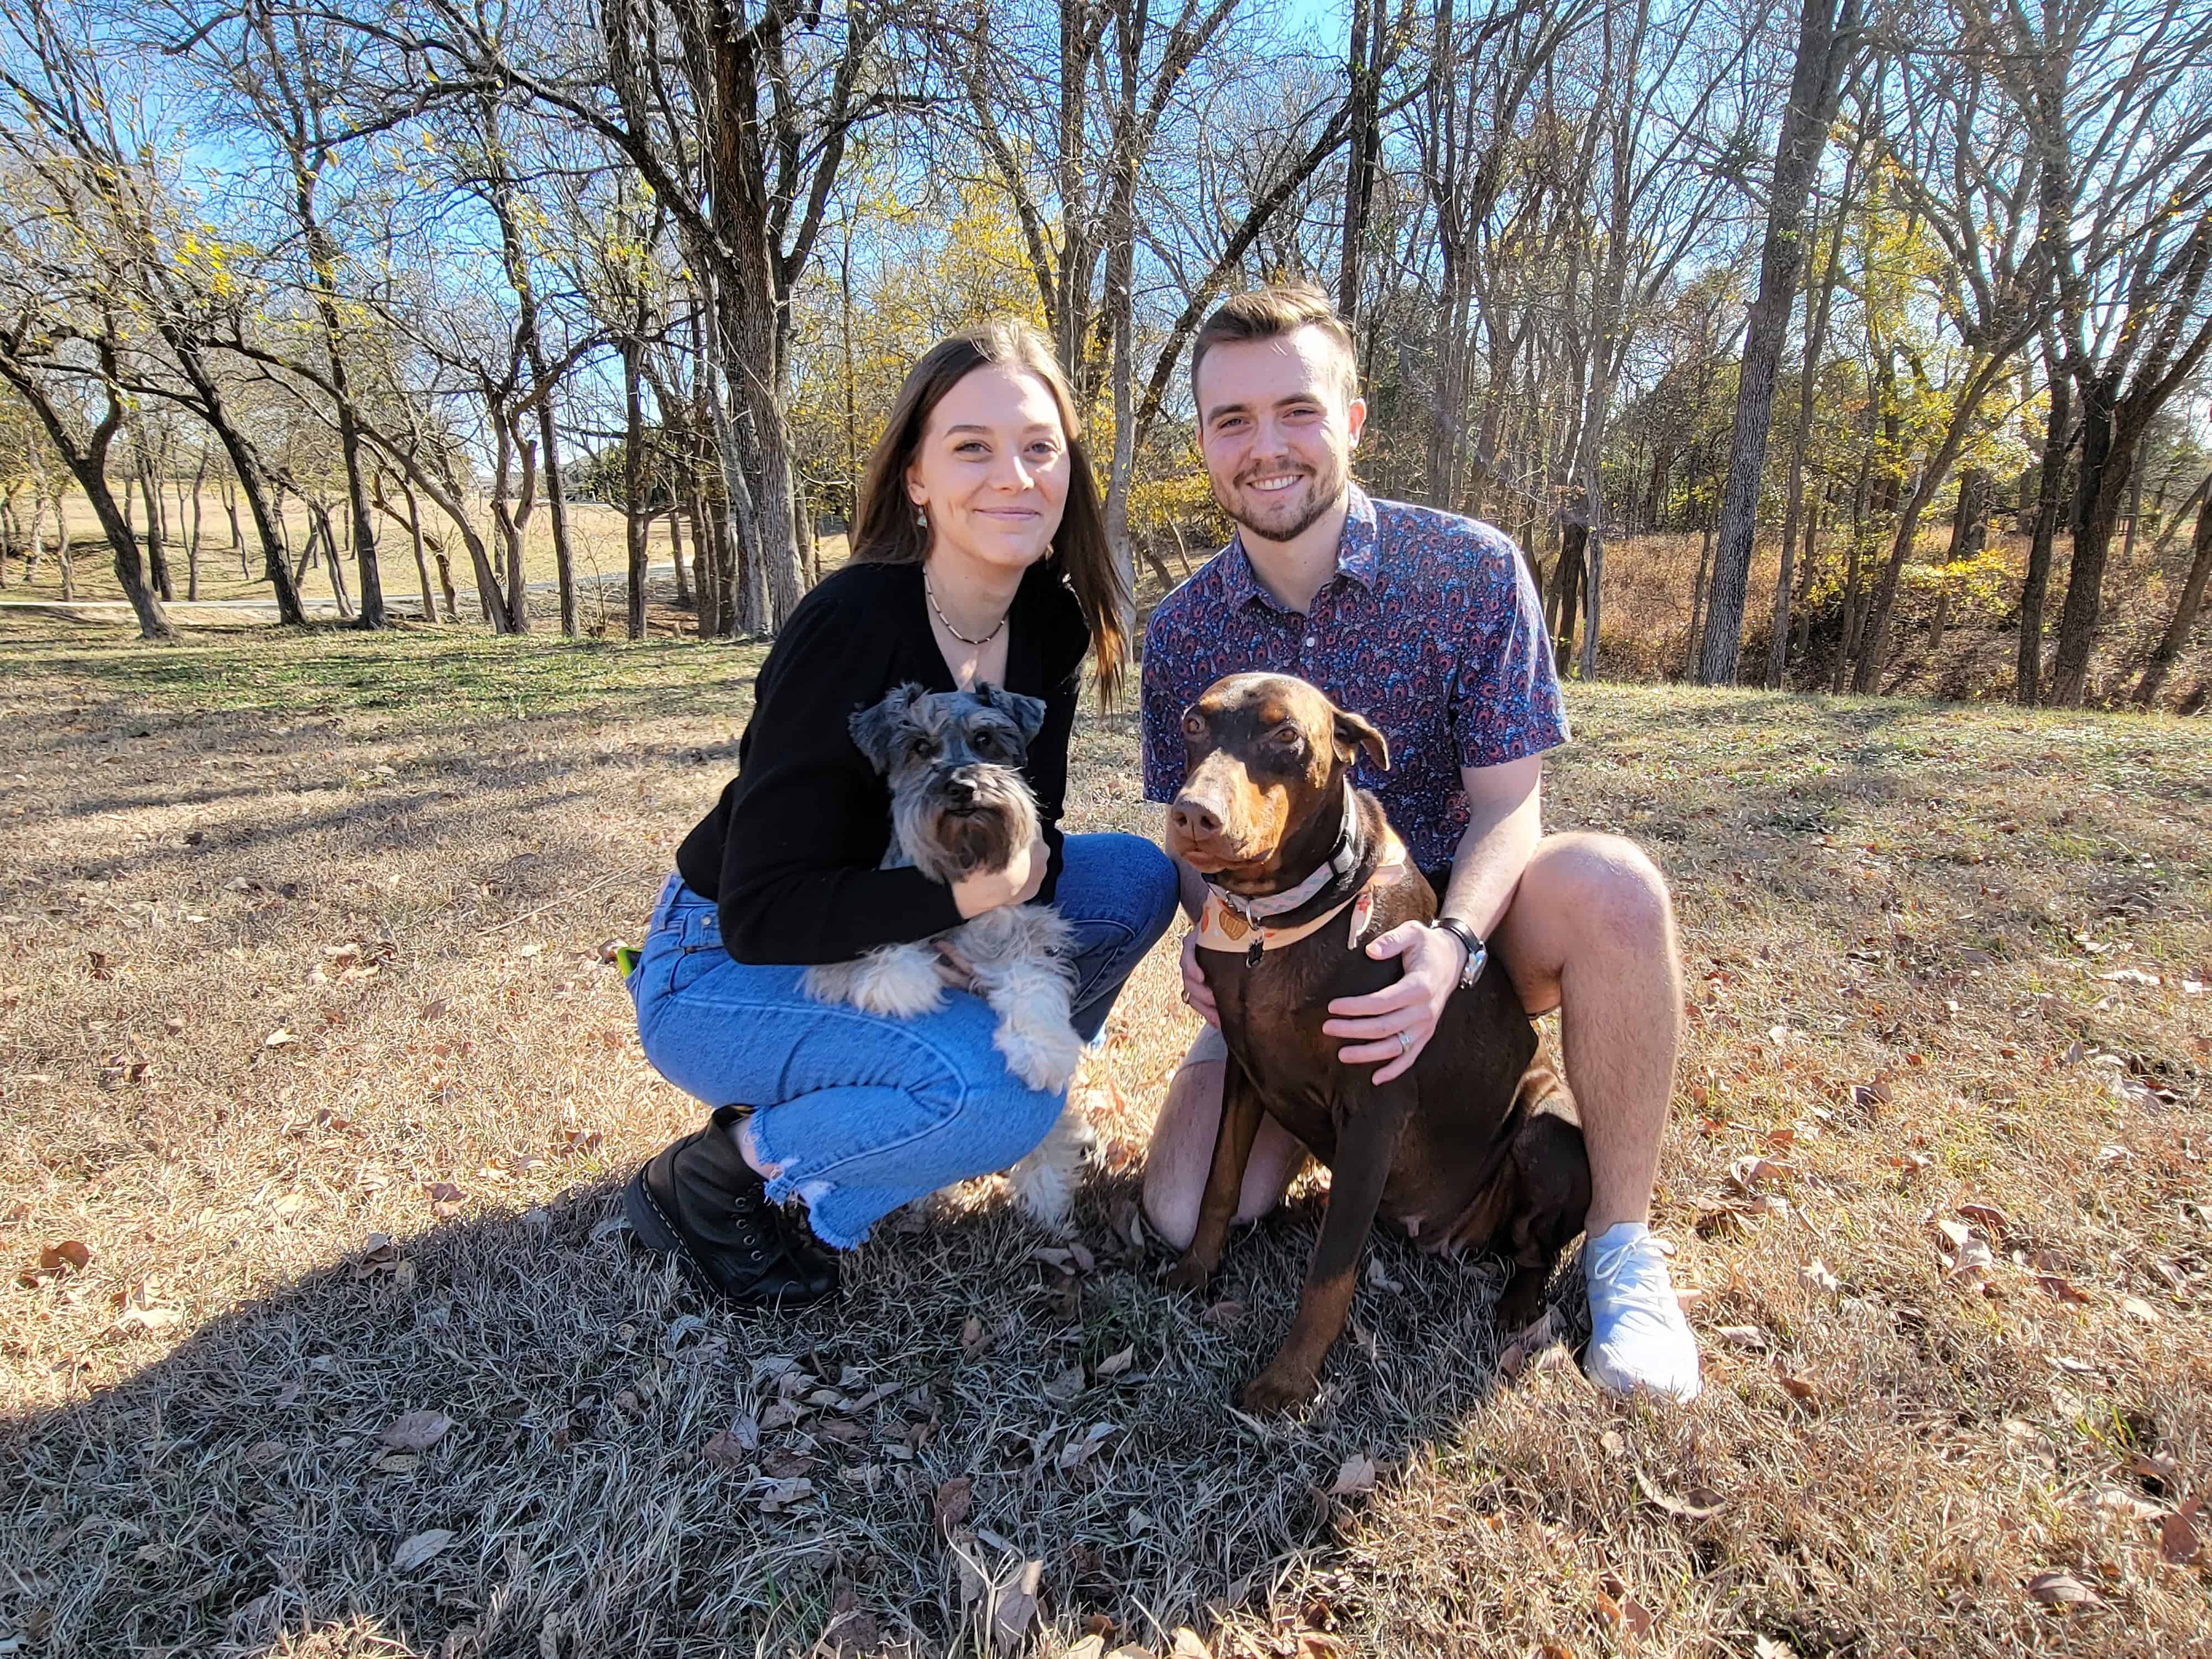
left=624, top=1106, right=838, bottom=1306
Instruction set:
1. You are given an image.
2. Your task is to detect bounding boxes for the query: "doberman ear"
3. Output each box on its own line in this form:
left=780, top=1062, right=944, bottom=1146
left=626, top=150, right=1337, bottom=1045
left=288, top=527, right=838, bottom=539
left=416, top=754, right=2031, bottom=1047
left=1332, top=706, right=1389, bottom=773
left=974, top=681, right=1047, bottom=750
left=848, top=683, right=921, bottom=774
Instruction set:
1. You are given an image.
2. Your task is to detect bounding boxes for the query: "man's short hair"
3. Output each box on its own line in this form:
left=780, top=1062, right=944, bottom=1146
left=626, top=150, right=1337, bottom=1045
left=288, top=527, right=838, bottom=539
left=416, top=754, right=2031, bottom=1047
left=1190, top=280, right=1360, bottom=411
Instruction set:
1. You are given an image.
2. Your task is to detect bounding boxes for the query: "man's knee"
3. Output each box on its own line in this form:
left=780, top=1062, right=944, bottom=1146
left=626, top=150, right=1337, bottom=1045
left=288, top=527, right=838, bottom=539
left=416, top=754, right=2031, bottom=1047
left=1533, top=832, right=1677, bottom=957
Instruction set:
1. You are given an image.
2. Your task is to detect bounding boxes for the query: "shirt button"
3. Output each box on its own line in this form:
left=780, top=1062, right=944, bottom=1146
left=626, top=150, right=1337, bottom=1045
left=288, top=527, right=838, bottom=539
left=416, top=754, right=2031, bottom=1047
left=1303, top=635, right=1317, bottom=649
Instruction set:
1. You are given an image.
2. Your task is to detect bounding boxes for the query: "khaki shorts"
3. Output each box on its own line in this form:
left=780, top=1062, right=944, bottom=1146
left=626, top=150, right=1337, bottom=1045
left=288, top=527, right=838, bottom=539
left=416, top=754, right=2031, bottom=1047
left=1180, top=1024, right=1230, bottom=1069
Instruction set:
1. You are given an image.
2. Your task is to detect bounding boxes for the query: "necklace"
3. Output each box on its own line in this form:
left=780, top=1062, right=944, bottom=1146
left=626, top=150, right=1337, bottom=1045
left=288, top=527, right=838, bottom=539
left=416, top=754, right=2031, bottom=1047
left=924, top=568, right=1009, bottom=647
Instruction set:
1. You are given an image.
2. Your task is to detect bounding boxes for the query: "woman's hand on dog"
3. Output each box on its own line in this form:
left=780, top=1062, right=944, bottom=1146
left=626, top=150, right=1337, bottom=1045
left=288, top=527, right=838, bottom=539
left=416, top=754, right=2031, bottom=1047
left=1179, top=931, right=1220, bottom=1029
left=1323, top=921, right=1467, bottom=1083
left=951, top=832, right=1049, bottom=918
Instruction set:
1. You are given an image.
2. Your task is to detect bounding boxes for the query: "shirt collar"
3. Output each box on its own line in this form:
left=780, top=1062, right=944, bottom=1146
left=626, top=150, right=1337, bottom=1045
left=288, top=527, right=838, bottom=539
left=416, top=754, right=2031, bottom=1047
left=1220, top=483, right=1381, bottom=612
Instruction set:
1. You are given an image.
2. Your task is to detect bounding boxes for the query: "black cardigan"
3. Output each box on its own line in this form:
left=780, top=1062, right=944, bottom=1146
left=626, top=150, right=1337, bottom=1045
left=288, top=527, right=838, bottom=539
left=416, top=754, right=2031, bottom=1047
left=675, top=558, right=1091, bottom=965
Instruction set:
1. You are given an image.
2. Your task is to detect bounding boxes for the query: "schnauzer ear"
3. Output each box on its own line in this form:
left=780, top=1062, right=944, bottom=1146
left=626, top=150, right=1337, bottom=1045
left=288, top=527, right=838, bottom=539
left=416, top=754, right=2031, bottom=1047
left=848, top=684, right=922, bottom=774
left=974, top=681, right=1048, bottom=750
left=1332, top=706, right=1390, bottom=773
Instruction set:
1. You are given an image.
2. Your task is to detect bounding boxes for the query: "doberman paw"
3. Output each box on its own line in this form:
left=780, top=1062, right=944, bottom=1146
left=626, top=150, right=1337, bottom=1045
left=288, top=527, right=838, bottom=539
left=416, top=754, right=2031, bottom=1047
left=1239, top=1365, right=1319, bottom=1415
left=1162, top=1256, right=1213, bottom=1295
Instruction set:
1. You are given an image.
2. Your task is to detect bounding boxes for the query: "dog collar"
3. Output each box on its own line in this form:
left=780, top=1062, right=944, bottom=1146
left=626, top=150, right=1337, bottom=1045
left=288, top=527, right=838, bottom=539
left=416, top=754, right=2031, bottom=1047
left=1203, top=782, right=1360, bottom=926
left=1194, top=826, right=1408, bottom=967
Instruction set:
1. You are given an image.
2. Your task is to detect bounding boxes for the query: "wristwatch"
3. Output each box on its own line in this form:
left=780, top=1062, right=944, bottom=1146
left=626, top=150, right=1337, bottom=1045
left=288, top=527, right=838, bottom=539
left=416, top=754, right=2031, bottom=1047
left=1431, top=917, right=1488, bottom=990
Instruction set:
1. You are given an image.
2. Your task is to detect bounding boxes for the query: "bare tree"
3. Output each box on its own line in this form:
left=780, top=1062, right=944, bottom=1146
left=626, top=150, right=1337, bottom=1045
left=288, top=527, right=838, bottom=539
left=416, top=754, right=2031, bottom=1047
left=1697, top=0, right=1861, bottom=685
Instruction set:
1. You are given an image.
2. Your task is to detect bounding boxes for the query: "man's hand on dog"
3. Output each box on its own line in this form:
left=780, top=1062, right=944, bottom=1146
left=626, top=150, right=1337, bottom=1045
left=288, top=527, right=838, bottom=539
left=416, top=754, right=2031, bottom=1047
left=952, top=832, right=1048, bottom=917
left=1178, top=931, right=1220, bottom=1029
left=1323, top=922, right=1468, bottom=1083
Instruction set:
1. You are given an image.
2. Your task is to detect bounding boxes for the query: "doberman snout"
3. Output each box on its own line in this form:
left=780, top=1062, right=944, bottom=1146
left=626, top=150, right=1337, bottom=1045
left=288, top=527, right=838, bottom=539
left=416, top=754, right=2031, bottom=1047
left=1168, top=794, right=1222, bottom=842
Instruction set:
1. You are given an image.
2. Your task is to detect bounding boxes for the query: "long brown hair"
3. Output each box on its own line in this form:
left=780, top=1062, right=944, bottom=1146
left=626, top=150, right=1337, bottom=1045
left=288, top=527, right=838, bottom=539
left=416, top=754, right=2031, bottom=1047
left=851, top=319, right=1130, bottom=702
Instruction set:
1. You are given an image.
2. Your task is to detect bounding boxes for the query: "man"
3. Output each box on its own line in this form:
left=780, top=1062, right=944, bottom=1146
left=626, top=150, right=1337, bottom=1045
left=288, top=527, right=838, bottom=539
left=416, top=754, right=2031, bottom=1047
left=1140, top=281, right=1699, bottom=1401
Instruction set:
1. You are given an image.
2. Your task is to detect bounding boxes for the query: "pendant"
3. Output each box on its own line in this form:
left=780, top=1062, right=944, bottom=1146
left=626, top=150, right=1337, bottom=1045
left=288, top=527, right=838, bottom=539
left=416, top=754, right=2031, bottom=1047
left=1246, top=936, right=1265, bottom=968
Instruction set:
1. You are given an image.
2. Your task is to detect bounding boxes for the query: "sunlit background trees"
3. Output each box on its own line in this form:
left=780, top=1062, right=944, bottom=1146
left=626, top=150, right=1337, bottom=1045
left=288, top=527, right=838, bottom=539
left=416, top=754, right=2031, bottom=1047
left=1, top=0, right=2208, bottom=708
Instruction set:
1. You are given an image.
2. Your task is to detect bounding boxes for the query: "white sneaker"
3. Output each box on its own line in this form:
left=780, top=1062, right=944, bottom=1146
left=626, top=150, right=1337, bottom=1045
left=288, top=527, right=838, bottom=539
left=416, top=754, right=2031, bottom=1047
left=1583, top=1223, right=1702, bottom=1402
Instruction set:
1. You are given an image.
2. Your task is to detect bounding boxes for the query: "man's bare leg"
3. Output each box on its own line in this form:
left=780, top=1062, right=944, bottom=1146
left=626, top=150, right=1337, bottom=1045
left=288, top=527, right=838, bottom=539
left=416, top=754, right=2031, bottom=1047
left=1141, top=1053, right=1310, bottom=1251
left=1493, top=831, right=1700, bottom=1401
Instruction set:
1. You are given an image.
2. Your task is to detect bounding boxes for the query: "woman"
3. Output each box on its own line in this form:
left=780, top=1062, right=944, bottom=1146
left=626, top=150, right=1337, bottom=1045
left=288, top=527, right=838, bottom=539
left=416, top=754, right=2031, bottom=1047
left=623, top=320, right=1180, bottom=1305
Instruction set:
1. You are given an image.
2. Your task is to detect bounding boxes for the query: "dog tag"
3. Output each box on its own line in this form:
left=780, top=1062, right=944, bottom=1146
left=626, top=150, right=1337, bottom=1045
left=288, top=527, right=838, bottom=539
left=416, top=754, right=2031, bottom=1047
left=1246, top=936, right=1265, bottom=968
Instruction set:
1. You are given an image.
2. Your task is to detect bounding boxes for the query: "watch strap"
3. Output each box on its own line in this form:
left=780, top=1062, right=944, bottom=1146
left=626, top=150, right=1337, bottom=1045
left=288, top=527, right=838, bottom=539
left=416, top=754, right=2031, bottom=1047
left=1432, top=916, right=1487, bottom=988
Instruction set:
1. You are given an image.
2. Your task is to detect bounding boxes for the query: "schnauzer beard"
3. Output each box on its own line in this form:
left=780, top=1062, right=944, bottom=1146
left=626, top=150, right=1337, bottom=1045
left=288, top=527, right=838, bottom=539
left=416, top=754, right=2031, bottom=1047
left=891, top=766, right=1042, bottom=885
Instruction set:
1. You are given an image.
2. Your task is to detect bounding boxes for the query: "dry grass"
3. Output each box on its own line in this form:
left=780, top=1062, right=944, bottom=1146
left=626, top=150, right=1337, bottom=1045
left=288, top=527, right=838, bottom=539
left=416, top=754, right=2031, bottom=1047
left=1, top=618, right=2206, bottom=1658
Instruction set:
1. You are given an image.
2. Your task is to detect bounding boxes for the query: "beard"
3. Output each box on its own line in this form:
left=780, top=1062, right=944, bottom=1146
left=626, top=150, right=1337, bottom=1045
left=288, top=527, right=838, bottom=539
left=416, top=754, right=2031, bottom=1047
left=1212, top=448, right=1350, bottom=544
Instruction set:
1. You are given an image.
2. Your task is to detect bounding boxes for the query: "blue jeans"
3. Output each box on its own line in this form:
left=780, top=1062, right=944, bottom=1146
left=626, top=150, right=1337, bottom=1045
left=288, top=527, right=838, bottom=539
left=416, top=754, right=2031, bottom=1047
left=631, top=833, right=1178, bottom=1248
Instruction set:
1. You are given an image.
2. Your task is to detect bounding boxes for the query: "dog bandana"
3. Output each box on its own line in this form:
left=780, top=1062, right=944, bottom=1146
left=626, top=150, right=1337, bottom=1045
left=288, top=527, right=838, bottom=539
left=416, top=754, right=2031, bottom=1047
left=1194, top=829, right=1408, bottom=966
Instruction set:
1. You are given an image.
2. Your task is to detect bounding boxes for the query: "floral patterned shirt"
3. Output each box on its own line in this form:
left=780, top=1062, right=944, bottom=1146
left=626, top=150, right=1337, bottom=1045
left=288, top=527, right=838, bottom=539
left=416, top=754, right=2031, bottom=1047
left=1141, top=485, right=1569, bottom=872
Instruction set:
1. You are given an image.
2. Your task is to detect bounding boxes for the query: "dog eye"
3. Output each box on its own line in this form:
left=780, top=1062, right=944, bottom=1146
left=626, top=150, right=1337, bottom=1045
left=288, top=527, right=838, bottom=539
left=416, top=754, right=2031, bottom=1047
left=1272, top=726, right=1301, bottom=746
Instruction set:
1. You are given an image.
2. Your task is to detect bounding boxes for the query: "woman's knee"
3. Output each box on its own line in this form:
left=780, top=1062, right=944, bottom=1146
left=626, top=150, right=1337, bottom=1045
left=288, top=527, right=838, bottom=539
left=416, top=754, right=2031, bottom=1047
left=965, top=1072, right=1069, bottom=1175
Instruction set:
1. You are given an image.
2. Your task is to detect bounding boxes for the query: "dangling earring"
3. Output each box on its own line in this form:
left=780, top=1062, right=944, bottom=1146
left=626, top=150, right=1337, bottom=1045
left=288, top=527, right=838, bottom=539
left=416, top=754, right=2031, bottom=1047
left=915, top=504, right=927, bottom=531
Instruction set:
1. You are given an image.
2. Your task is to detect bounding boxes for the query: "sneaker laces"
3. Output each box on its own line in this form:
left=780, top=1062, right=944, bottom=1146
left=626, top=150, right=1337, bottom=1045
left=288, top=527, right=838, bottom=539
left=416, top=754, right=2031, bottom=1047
left=1586, top=1228, right=1681, bottom=1320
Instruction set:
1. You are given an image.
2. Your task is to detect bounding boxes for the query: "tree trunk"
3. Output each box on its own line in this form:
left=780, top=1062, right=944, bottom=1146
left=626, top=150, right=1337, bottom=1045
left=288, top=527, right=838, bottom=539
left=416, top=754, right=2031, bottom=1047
left=1684, top=519, right=1714, bottom=679
left=169, top=346, right=307, bottom=622
left=623, top=337, right=649, bottom=641
left=2017, top=342, right=2072, bottom=704
left=1700, top=0, right=1859, bottom=685
left=533, top=385, right=578, bottom=635
left=2133, top=484, right=2212, bottom=709
left=669, top=508, right=691, bottom=606
left=2049, top=375, right=2143, bottom=706
left=137, top=456, right=174, bottom=601
left=221, top=476, right=244, bottom=575
left=1551, top=524, right=1585, bottom=662
left=0, top=358, right=169, bottom=638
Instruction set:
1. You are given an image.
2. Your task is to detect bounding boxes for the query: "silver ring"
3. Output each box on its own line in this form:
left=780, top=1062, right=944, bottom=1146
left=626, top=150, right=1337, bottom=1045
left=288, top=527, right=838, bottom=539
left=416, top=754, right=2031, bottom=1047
left=1397, top=1030, right=1412, bottom=1056
left=1180, top=987, right=1192, bottom=1006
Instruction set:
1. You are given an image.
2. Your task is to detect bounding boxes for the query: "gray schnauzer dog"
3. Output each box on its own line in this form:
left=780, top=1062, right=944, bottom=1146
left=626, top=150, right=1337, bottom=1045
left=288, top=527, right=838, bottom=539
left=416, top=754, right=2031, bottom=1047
left=802, top=681, right=1091, bottom=1228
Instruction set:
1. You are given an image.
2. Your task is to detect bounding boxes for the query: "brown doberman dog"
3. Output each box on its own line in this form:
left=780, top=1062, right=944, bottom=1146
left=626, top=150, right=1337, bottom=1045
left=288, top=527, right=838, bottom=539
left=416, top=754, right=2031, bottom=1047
left=1164, top=672, right=1591, bottom=1412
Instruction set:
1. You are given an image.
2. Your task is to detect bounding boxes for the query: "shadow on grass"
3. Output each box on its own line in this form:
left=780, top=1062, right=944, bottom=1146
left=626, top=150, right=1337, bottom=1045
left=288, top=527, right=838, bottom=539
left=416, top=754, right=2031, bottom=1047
left=4, top=1155, right=1563, bottom=1658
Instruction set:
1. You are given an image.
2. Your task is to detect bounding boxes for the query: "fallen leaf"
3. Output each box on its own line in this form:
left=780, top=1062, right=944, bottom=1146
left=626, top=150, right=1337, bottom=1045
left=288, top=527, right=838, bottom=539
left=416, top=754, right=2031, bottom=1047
left=2120, top=1296, right=2162, bottom=1325
left=1058, top=1422, right=1119, bottom=1468
left=753, top=1477, right=814, bottom=1510
left=382, top=1410, right=453, bottom=1451
left=1168, top=1630, right=1212, bottom=1658
left=1042, top=1365, right=1087, bottom=1403
left=2161, top=1499, right=2202, bottom=1566
left=40, top=1240, right=91, bottom=1274
left=1634, top=1465, right=1725, bottom=1521
left=933, top=1475, right=973, bottom=1535
left=1957, top=1202, right=2008, bottom=1232
left=2037, top=1275, right=2092, bottom=1305
left=2097, top=967, right=2161, bottom=986
left=2026, top=1569, right=2098, bottom=1606
left=115, top=1305, right=182, bottom=1332
left=1728, top=1155, right=1797, bottom=1192
left=1095, top=1345, right=1136, bottom=1378
left=262, top=1029, right=296, bottom=1048
left=961, top=1315, right=990, bottom=1354
left=760, top=1447, right=815, bottom=1479
left=701, top=1431, right=749, bottom=1470
left=1201, top=1300, right=1245, bottom=1326
left=1799, top=1259, right=1839, bottom=1294
left=989, top=1559, right=1043, bottom=1652
left=1327, top=1453, right=1379, bottom=1498
left=391, top=1528, right=455, bottom=1571
left=1364, top=1255, right=1403, bottom=1293
left=1714, top=1324, right=1769, bottom=1350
